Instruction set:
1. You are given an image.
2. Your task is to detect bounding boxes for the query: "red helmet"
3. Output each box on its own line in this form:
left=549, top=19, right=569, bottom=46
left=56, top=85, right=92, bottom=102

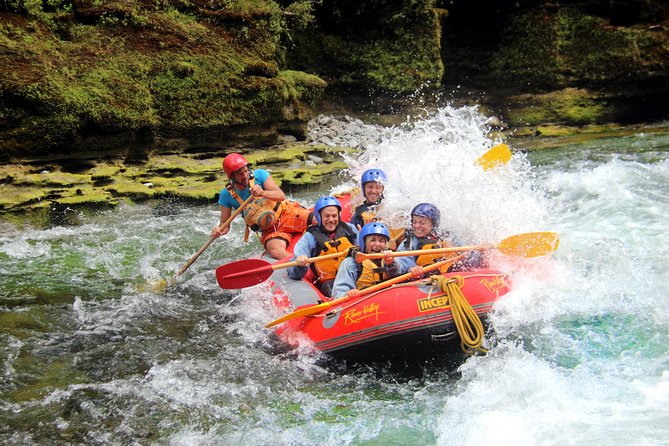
left=223, top=153, right=249, bottom=178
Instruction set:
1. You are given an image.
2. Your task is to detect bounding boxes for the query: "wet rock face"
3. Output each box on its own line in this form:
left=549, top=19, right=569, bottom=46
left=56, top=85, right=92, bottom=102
left=0, top=133, right=353, bottom=223
left=0, top=112, right=387, bottom=222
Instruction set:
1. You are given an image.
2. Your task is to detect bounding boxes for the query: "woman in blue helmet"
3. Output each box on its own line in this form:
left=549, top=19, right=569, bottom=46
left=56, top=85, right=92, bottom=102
left=287, top=196, right=358, bottom=297
left=331, top=222, right=423, bottom=299
left=350, top=168, right=387, bottom=229
left=398, top=203, right=486, bottom=274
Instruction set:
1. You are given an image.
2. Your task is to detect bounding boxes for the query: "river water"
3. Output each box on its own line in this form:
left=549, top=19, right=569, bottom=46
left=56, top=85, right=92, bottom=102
left=1, top=108, right=668, bottom=445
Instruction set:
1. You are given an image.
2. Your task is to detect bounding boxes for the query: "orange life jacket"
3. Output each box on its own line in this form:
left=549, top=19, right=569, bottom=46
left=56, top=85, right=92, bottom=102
left=308, top=223, right=356, bottom=283
left=226, top=179, right=283, bottom=232
left=403, top=233, right=454, bottom=273
left=353, top=201, right=381, bottom=226
left=356, top=259, right=393, bottom=289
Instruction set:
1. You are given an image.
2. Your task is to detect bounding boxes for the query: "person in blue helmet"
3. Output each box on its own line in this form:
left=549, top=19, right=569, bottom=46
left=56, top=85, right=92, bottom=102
left=350, top=168, right=387, bottom=229
left=287, top=196, right=358, bottom=297
left=331, top=222, right=424, bottom=299
left=398, top=203, right=486, bottom=274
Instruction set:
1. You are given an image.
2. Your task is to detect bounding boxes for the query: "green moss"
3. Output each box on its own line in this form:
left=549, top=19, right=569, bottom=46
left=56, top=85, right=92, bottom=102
left=490, top=8, right=669, bottom=90
left=0, top=206, right=51, bottom=228
left=89, top=164, right=122, bottom=180
left=0, top=2, right=328, bottom=155
left=55, top=186, right=115, bottom=206
left=535, top=125, right=575, bottom=137
left=105, top=178, right=157, bottom=199
left=0, top=185, right=48, bottom=210
left=136, top=176, right=190, bottom=189
left=16, top=171, right=91, bottom=188
left=278, top=70, right=327, bottom=106
left=143, top=155, right=219, bottom=175
left=505, top=88, right=609, bottom=126
left=171, top=181, right=221, bottom=202
left=350, top=12, right=443, bottom=93
left=289, top=8, right=443, bottom=93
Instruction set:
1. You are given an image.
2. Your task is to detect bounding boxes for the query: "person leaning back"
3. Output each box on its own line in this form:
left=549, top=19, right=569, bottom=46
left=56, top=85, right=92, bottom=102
left=211, top=153, right=315, bottom=260
left=287, top=196, right=358, bottom=297
left=397, top=202, right=486, bottom=274
left=331, top=222, right=423, bottom=300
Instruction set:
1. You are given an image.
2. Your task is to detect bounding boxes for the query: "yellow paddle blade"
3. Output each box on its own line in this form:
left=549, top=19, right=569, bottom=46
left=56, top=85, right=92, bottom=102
left=265, top=302, right=331, bottom=328
left=476, top=143, right=512, bottom=170
left=497, top=232, right=560, bottom=258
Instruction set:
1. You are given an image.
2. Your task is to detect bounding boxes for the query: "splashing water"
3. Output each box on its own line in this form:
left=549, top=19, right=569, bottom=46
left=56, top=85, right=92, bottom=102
left=0, top=109, right=667, bottom=445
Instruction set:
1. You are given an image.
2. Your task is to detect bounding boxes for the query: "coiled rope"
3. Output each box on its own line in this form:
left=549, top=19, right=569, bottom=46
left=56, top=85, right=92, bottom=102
left=428, top=275, right=488, bottom=355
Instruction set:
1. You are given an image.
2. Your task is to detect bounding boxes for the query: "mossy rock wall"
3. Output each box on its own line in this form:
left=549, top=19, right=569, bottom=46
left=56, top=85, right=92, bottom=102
left=287, top=5, right=447, bottom=94
left=0, top=1, right=326, bottom=160
left=0, top=143, right=351, bottom=226
left=441, top=2, right=669, bottom=127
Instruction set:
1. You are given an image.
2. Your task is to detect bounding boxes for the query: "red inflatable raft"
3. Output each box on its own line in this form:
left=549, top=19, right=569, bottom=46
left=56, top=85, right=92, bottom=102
left=215, top=191, right=519, bottom=365
left=265, top=262, right=511, bottom=365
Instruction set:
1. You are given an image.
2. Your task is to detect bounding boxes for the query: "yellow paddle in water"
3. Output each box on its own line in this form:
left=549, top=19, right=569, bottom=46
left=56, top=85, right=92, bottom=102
left=265, top=231, right=559, bottom=328
left=152, top=195, right=254, bottom=291
left=476, top=143, right=512, bottom=170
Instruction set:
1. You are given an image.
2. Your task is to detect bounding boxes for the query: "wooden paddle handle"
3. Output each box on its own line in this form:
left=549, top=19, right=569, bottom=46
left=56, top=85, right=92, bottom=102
left=218, top=195, right=254, bottom=230
left=271, top=250, right=348, bottom=271
left=265, top=256, right=457, bottom=328
left=175, top=195, right=254, bottom=277
left=354, top=256, right=455, bottom=297
left=356, top=244, right=487, bottom=262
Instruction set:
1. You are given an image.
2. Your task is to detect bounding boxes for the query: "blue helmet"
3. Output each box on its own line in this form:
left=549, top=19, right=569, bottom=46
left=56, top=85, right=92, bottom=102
left=313, top=196, right=341, bottom=226
left=411, top=203, right=441, bottom=228
left=360, top=169, right=387, bottom=189
left=358, top=222, right=390, bottom=252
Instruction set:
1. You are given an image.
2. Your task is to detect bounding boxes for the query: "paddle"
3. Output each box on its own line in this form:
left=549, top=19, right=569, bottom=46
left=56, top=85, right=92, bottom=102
left=216, top=251, right=349, bottom=289
left=265, top=231, right=559, bottom=328
left=153, top=195, right=254, bottom=290
left=355, top=232, right=560, bottom=262
left=476, top=143, right=512, bottom=170
left=265, top=256, right=457, bottom=328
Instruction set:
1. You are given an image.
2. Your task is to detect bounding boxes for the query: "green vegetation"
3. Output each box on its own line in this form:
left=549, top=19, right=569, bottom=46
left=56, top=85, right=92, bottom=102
left=288, top=4, right=446, bottom=93
left=0, top=0, right=668, bottom=221
left=0, top=144, right=354, bottom=222
left=0, top=0, right=327, bottom=157
left=491, top=8, right=668, bottom=90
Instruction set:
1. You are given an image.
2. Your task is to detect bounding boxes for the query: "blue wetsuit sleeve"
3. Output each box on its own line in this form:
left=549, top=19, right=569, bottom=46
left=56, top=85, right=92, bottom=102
left=287, top=233, right=317, bottom=280
left=331, top=257, right=358, bottom=298
left=394, top=255, right=416, bottom=274
left=346, top=222, right=360, bottom=236
left=217, top=187, right=236, bottom=208
left=394, top=235, right=418, bottom=272
left=253, top=169, right=270, bottom=187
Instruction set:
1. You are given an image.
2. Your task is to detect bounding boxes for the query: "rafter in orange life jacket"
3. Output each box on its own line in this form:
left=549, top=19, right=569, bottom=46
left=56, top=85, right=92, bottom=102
left=225, top=173, right=283, bottom=242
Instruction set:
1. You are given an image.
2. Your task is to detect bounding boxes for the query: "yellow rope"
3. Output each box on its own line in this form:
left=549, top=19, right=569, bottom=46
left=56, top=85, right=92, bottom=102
left=429, top=275, right=488, bottom=355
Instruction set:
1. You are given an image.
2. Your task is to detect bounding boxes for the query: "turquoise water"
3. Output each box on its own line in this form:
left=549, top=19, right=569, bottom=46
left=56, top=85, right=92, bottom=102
left=1, top=110, right=668, bottom=445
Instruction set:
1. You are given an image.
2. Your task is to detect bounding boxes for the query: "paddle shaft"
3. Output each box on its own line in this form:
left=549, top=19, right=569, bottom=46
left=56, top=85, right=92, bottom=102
left=175, top=195, right=254, bottom=277
left=357, top=232, right=560, bottom=262
left=356, top=245, right=486, bottom=262
left=221, top=250, right=348, bottom=281
left=265, top=256, right=456, bottom=328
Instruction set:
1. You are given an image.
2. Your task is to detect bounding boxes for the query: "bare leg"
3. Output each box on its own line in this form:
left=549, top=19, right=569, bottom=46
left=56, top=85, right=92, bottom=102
left=265, top=238, right=290, bottom=260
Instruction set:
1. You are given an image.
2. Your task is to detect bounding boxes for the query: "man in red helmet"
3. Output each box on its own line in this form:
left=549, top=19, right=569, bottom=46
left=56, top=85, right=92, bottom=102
left=211, top=153, right=315, bottom=259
